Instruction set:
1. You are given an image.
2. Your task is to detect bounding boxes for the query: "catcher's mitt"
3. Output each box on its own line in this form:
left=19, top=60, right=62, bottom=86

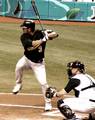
left=45, top=87, right=57, bottom=99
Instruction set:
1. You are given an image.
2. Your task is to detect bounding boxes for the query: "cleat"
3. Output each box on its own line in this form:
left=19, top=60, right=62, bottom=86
left=12, top=83, right=22, bottom=94
left=45, top=102, right=52, bottom=111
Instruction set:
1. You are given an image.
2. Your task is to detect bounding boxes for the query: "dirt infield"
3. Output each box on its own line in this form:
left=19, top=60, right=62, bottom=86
left=0, top=93, right=63, bottom=120
left=0, top=93, right=88, bottom=120
left=0, top=16, right=95, bottom=26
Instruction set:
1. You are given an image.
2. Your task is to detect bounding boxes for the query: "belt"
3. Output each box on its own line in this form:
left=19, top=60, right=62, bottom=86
left=89, top=99, right=95, bottom=102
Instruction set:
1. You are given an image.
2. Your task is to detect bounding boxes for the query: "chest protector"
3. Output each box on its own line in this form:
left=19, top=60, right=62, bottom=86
left=73, top=74, right=95, bottom=99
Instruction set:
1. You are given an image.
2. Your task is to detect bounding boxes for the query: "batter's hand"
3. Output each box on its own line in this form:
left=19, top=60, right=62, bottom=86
left=45, top=29, right=59, bottom=40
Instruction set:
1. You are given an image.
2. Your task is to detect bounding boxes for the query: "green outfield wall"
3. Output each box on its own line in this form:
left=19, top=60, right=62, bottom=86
left=0, top=0, right=95, bottom=22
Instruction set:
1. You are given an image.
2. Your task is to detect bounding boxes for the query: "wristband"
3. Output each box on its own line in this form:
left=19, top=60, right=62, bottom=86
left=41, top=37, right=47, bottom=42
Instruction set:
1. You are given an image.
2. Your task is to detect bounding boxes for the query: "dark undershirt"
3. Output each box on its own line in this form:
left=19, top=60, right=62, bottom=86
left=64, top=78, right=80, bottom=93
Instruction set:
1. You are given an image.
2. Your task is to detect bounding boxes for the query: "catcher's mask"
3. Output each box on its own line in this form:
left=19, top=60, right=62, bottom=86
left=67, top=60, right=85, bottom=78
left=20, top=20, right=35, bottom=32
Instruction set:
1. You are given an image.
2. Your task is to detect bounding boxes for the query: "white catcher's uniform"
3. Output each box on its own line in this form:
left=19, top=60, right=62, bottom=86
left=63, top=73, right=95, bottom=113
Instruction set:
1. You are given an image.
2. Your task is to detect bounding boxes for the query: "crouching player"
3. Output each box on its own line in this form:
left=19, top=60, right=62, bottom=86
left=46, top=60, right=95, bottom=120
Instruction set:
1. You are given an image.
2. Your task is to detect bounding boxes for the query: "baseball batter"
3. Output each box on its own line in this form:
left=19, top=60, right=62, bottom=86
left=12, top=19, right=58, bottom=111
left=46, top=60, right=95, bottom=119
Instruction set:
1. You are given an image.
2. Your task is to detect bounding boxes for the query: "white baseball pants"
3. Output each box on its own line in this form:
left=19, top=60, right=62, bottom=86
left=63, top=97, right=95, bottom=113
left=15, top=55, right=50, bottom=103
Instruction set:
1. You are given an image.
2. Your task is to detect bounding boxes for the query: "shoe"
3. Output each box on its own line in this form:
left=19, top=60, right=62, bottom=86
left=12, top=83, right=22, bottom=94
left=45, top=102, right=52, bottom=111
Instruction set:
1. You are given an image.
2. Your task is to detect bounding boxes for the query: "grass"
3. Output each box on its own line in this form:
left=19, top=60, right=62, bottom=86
left=0, top=22, right=95, bottom=93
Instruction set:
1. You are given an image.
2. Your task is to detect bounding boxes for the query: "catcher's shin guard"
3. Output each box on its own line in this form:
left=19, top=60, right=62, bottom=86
left=57, top=99, right=76, bottom=119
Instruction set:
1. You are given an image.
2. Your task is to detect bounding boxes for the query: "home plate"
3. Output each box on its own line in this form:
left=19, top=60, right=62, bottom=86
left=42, top=110, right=62, bottom=117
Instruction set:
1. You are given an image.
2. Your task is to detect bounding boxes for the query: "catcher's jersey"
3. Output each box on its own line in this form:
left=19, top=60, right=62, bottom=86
left=65, top=73, right=95, bottom=100
left=20, top=30, right=46, bottom=63
left=73, top=73, right=95, bottom=99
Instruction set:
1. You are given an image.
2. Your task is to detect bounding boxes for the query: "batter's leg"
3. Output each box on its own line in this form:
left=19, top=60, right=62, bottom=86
left=12, top=56, right=29, bottom=94
left=31, top=61, right=52, bottom=111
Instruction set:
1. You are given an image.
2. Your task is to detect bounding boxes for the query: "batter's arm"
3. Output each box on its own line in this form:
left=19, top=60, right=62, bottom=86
left=32, top=40, right=43, bottom=48
left=48, top=31, right=59, bottom=40
left=32, top=36, right=47, bottom=49
left=32, top=30, right=47, bottom=49
left=44, top=29, right=59, bottom=40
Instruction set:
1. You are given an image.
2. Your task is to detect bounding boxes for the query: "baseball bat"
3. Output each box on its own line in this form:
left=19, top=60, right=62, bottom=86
left=31, top=0, right=44, bottom=31
left=14, top=0, right=45, bottom=35
left=14, top=1, right=20, bottom=15
left=14, top=0, right=44, bottom=31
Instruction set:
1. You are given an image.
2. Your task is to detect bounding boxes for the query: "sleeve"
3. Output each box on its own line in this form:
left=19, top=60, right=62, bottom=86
left=64, top=78, right=80, bottom=93
left=32, top=30, right=44, bottom=40
left=20, top=34, right=32, bottom=48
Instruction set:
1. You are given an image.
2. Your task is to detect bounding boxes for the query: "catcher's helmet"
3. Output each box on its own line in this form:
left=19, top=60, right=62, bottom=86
left=67, top=60, right=85, bottom=73
left=20, top=20, right=35, bottom=32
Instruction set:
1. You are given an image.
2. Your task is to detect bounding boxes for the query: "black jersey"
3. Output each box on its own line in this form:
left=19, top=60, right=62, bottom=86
left=20, top=30, right=46, bottom=63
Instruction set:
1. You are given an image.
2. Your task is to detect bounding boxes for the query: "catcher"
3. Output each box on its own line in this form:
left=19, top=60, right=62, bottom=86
left=12, top=19, right=58, bottom=111
left=46, top=60, right=95, bottom=120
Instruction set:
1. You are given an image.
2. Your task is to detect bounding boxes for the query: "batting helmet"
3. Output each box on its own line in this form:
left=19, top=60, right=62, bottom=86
left=20, top=20, right=35, bottom=32
left=67, top=60, right=85, bottom=73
